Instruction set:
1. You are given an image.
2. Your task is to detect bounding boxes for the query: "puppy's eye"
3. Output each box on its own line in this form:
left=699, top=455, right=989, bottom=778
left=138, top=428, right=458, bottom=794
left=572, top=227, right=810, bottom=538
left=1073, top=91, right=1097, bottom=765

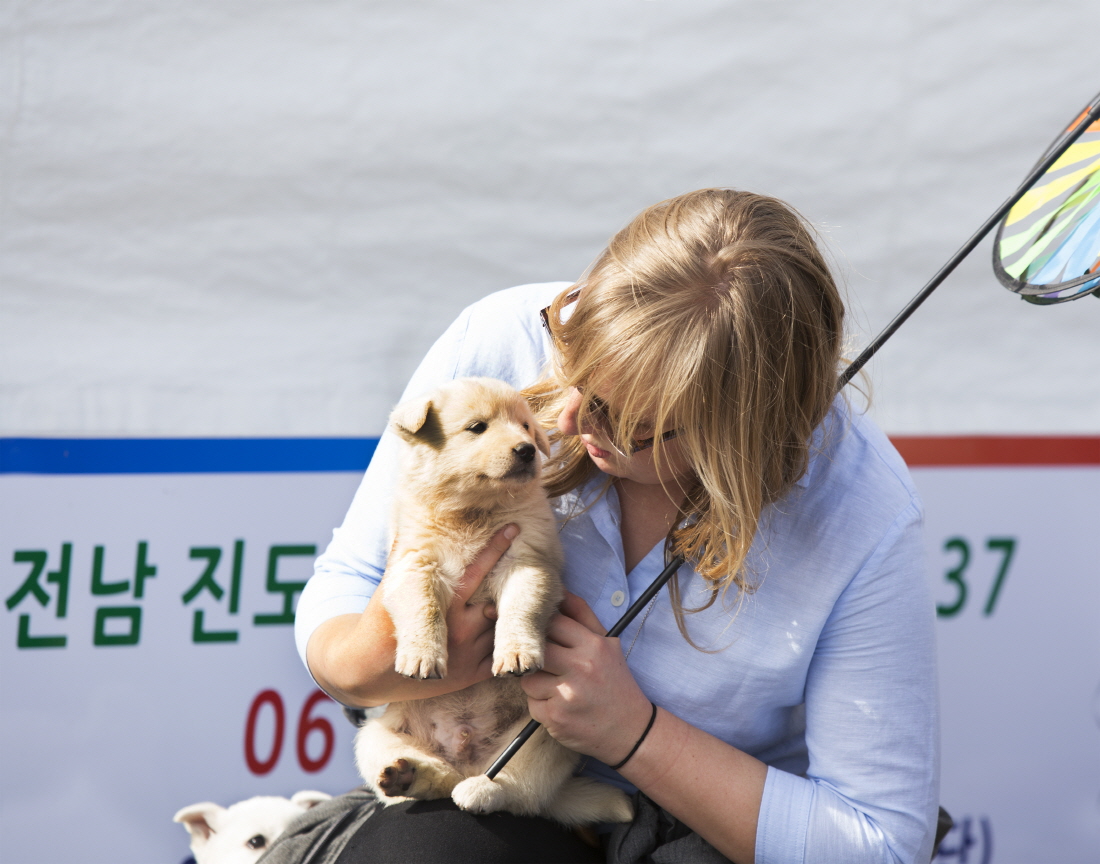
left=522, top=422, right=530, bottom=430
left=246, top=835, right=267, bottom=850
left=466, top=421, right=488, bottom=434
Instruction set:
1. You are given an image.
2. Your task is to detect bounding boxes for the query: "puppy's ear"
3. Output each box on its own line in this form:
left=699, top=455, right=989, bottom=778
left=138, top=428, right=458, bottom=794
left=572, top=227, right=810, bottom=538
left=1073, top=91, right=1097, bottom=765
left=290, top=791, right=332, bottom=810
left=533, top=423, right=551, bottom=457
left=173, top=803, right=222, bottom=843
left=389, top=396, right=434, bottom=441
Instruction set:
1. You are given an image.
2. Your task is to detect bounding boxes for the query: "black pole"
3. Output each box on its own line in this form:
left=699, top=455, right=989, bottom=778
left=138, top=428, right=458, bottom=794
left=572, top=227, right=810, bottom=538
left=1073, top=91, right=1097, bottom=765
left=487, top=90, right=1100, bottom=781
left=837, top=90, right=1100, bottom=390
left=485, top=555, right=685, bottom=779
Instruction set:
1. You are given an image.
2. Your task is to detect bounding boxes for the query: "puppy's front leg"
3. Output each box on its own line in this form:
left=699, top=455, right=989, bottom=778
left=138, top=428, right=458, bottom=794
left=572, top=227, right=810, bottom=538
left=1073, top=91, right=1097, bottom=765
left=491, top=560, right=561, bottom=677
left=383, top=550, right=452, bottom=679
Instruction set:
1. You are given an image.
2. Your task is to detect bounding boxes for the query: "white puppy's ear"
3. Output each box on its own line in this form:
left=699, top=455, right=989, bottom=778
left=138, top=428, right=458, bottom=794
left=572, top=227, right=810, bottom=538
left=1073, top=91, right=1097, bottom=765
left=173, top=802, right=222, bottom=843
left=389, top=395, right=434, bottom=441
left=290, top=790, right=332, bottom=810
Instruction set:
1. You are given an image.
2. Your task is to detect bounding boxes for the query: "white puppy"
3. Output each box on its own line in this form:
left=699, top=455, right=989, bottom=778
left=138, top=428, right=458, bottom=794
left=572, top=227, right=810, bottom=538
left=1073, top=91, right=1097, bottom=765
left=174, top=790, right=331, bottom=864
left=355, top=377, right=631, bottom=826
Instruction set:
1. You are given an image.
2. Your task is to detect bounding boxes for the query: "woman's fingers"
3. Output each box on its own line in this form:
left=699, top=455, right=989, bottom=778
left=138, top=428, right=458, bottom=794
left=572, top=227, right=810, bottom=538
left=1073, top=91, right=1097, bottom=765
left=447, top=527, right=511, bottom=641
left=520, top=626, right=649, bottom=763
left=524, top=640, right=582, bottom=681
left=437, top=526, right=516, bottom=686
left=446, top=591, right=496, bottom=648
left=441, top=605, right=496, bottom=684
left=454, top=524, right=519, bottom=606
left=546, top=607, right=609, bottom=649
left=519, top=667, right=558, bottom=702
left=560, top=591, right=607, bottom=635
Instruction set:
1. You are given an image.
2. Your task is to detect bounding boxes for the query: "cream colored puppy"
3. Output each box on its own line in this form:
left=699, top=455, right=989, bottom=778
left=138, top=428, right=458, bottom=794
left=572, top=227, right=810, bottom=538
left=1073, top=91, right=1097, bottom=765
left=354, top=377, right=632, bottom=825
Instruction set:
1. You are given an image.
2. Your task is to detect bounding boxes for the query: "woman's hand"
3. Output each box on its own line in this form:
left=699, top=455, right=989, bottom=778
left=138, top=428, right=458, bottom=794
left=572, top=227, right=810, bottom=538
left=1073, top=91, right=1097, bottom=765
left=524, top=590, right=766, bottom=863
left=520, top=591, right=654, bottom=766
left=433, top=523, right=518, bottom=685
left=306, top=524, right=517, bottom=706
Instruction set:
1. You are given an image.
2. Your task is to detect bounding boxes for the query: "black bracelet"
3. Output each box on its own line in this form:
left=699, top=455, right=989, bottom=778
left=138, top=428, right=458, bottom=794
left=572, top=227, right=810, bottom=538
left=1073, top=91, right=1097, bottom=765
left=609, top=701, right=658, bottom=771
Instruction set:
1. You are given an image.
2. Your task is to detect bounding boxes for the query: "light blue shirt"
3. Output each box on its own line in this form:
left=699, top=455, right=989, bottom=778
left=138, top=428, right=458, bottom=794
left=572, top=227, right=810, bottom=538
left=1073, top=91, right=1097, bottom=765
left=296, top=283, right=940, bottom=864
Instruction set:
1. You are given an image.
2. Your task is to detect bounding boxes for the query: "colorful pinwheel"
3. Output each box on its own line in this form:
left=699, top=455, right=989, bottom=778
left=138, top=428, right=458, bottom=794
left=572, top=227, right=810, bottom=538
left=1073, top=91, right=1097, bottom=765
left=995, top=105, right=1100, bottom=304
left=839, top=89, right=1100, bottom=387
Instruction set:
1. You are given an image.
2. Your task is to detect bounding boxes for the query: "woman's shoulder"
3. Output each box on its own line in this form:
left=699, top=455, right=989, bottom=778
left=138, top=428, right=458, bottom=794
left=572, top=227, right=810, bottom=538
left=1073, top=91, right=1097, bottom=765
left=447, top=282, right=571, bottom=387
left=797, top=398, right=922, bottom=527
left=751, top=401, right=927, bottom=620
left=402, top=282, right=571, bottom=397
left=465, top=281, right=573, bottom=318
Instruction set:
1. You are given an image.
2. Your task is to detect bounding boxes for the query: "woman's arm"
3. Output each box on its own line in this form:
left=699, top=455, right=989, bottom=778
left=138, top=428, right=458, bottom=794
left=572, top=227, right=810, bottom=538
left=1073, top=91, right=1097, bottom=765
left=307, top=525, right=518, bottom=707
left=522, top=592, right=767, bottom=863
left=526, top=501, right=939, bottom=864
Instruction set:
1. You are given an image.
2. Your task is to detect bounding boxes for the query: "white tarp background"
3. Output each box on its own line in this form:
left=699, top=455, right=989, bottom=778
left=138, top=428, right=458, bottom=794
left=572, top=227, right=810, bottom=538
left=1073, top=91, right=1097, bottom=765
left=1, top=2, right=1098, bottom=863
left=2, top=0, right=1098, bottom=437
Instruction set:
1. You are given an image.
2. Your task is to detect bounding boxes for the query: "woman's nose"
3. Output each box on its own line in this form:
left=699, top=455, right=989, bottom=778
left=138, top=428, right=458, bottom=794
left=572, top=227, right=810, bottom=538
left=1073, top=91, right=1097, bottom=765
left=557, top=386, right=582, bottom=436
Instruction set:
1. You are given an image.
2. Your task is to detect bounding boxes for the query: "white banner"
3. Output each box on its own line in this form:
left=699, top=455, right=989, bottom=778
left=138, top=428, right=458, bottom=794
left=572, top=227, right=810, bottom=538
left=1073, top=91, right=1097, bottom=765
left=2, top=444, right=1098, bottom=863
left=1, top=464, right=367, bottom=864
left=915, top=466, right=1100, bottom=864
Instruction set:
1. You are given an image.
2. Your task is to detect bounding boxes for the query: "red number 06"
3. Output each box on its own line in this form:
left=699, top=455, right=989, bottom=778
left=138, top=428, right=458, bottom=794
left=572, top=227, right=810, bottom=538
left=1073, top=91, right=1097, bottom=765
left=244, top=689, right=335, bottom=775
left=297, top=690, right=336, bottom=773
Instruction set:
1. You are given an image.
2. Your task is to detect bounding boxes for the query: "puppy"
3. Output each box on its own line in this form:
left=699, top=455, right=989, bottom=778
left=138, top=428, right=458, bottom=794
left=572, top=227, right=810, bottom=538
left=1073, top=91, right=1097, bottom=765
left=354, top=377, right=632, bottom=825
left=174, top=790, right=331, bottom=864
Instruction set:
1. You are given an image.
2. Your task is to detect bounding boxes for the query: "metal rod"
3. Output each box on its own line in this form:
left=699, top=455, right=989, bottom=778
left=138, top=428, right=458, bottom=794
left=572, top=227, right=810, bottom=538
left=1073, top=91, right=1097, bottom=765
left=485, top=555, right=686, bottom=779
left=837, top=90, right=1100, bottom=390
left=606, top=555, right=685, bottom=638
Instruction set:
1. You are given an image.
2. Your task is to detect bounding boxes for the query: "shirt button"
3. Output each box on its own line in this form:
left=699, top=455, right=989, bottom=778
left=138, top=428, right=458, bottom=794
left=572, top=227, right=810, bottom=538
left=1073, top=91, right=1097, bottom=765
left=611, top=590, right=626, bottom=607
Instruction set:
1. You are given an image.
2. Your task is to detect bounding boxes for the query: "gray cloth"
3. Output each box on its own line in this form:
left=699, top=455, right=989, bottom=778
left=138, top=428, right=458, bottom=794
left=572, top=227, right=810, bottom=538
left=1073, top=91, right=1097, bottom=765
left=257, top=788, right=382, bottom=864
left=605, top=793, right=733, bottom=864
left=257, top=787, right=733, bottom=864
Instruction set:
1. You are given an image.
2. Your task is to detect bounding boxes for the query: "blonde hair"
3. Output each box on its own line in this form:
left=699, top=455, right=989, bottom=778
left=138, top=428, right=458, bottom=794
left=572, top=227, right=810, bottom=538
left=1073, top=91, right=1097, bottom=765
left=526, top=189, right=843, bottom=632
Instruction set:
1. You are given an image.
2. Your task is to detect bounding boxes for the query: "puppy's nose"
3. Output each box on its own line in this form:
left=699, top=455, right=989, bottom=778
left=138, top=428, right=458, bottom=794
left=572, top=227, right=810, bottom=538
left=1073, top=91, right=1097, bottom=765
left=513, top=443, right=536, bottom=463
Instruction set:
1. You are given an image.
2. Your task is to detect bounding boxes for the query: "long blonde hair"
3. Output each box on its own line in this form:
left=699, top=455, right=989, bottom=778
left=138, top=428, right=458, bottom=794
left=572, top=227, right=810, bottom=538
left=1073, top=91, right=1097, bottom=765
left=526, top=189, right=844, bottom=629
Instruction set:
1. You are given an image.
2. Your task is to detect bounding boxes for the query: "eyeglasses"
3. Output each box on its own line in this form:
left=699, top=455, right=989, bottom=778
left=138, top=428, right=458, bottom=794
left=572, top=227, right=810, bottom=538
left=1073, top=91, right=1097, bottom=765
left=574, top=387, right=682, bottom=456
left=540, top=291, right=682, bottom=457
left=538, top=289, right=580, bottom=345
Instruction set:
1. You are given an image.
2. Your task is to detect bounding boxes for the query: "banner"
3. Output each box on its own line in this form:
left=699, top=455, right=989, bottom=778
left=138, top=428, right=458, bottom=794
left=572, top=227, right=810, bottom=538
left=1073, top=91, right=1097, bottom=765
left=908, top=457, right=1099, bottom=864
left=1, top=437, right=1097, bottom=863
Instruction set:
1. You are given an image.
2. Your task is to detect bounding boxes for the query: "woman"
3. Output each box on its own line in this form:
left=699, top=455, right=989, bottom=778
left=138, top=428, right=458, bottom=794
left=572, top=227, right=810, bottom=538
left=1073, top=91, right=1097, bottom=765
left=296, top=189, right=939, bottom=863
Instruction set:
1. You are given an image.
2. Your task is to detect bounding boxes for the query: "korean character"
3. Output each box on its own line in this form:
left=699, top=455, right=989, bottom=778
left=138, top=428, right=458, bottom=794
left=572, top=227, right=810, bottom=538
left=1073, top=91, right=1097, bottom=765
left=253, top=544, right=316, bottom=627
left=181, top=540, right=244, bottom=643
left=6, top=543, right=71, bottom=648
left=934, top=815, right=992, bottom=864
left=91, top=541, right=157, bottom=646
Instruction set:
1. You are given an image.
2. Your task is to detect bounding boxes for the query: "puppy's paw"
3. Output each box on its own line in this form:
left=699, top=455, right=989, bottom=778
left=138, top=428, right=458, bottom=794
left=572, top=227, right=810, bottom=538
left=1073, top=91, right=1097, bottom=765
left=492, top=641, right=543, bottom=677
left=394, top=650, right=447, bottom=680
left=377, top=758, right=417, bottom=797
left=452, top=775, right=508, bottom=815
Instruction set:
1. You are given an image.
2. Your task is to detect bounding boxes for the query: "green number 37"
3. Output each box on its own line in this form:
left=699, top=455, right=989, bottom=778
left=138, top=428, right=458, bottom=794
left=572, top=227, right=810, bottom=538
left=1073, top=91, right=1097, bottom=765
left=936, top=537, right=1016, bottom=618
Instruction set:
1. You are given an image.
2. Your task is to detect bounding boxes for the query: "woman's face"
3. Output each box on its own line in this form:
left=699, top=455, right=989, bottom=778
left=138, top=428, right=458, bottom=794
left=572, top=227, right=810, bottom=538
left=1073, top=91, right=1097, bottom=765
left=556, top=385, right=693, bottom=488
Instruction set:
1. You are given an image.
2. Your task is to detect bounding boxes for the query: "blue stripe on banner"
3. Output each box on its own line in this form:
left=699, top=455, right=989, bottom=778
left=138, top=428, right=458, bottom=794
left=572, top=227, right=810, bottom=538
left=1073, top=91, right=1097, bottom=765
left=0, top=438, right=379, bottom=475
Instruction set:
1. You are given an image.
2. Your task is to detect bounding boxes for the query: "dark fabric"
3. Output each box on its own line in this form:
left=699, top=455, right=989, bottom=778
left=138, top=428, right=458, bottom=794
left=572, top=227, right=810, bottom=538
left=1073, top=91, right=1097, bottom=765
left=254, top=785, right=737, bottom=864
left=257, top=787, right=382, bottom=864
left=254, top=782, right=946, bottom=864
left=934, top=806, right=954, bottom=859
left=607, top=794, right=951, bottom=863
left=333, top=798, right=605, bottom=864
left=605, top=793, right=732, bottom=864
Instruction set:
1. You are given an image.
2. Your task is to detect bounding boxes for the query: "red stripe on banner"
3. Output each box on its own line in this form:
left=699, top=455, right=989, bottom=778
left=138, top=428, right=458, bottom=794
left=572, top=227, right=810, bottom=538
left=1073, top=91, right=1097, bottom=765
left=889, top=436, right=1100, bottom=466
